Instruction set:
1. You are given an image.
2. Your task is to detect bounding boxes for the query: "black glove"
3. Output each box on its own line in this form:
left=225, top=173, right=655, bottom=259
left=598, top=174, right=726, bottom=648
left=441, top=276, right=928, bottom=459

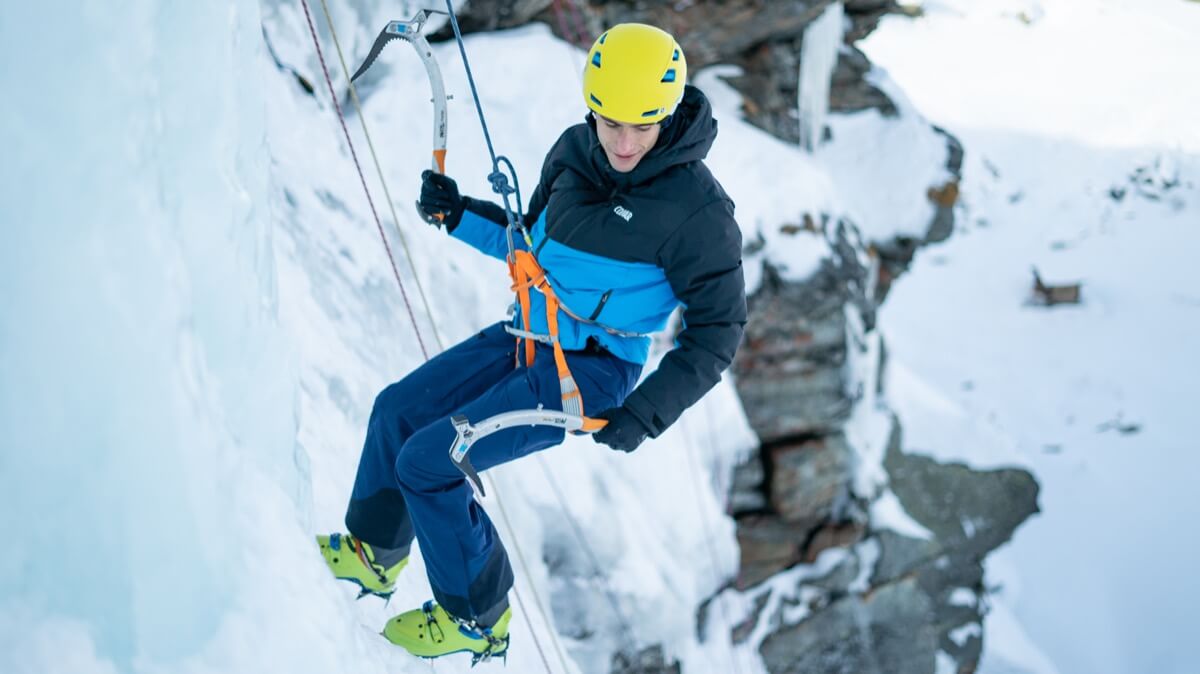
left=419, top=170, right=467, bottom=230
left=592, top=407, right=652, bottom=453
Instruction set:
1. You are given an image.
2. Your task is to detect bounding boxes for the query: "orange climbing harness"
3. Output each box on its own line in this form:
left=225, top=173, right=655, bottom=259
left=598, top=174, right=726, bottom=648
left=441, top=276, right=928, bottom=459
left=506, top=249, right=606, bottom=426
left=448, top=248, right=620, bottom=499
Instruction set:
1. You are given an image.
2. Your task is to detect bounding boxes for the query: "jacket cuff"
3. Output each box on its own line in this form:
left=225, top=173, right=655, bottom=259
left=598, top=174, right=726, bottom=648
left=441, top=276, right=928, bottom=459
left=621, top=391, right=664, bottom=438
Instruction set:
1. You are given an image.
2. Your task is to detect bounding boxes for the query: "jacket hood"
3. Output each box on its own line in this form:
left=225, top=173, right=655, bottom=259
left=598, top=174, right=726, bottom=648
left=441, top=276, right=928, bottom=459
left=586, top=85, right=718, bottom=188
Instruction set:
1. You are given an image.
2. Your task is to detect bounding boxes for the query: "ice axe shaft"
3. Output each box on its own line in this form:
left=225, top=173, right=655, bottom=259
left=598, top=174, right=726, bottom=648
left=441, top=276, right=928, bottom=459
left=349, top=11, right=450, bottom=224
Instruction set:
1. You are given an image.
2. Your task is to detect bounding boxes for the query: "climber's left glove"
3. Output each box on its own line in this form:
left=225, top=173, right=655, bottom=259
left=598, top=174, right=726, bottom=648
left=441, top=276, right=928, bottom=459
left=418, top=170, right=467, bottom=230
left=591, top=407, right=652, bottom=453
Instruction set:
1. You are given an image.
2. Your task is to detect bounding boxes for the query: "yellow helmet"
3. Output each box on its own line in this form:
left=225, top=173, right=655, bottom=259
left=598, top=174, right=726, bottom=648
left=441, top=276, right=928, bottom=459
left=583, top=23, right=687, bottom=125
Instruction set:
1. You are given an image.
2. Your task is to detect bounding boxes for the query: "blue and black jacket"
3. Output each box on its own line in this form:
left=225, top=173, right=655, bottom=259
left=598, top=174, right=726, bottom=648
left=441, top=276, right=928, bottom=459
left=449, top=85, right=747, bottom=437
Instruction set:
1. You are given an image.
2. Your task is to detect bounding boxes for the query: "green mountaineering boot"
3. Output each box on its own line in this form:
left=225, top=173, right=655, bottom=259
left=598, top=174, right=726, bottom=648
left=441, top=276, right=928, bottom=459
left=382, top=600, right=512, bottom=664
left=316, top=533, right=408, bottom=600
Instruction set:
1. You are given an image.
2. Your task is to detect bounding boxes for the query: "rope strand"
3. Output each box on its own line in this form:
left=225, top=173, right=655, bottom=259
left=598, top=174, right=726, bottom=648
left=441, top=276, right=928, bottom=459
left=298, top=0, right=429, bottom=360
left=486, top=483, right=570, bottom=673
left=536, top=457, right=640, bottom=651
left=314, top=0, right=445, bottom=351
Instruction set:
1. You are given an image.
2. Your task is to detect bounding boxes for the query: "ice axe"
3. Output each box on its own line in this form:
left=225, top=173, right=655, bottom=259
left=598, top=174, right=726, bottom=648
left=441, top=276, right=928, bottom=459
left=448, top=410, right=607, bottom=499
left=351, top=10, right=450, bottom=224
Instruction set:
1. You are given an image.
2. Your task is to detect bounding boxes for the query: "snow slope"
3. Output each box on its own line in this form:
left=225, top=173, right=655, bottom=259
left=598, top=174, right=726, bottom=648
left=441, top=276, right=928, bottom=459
left=862, top=1, right=1200, bottom=672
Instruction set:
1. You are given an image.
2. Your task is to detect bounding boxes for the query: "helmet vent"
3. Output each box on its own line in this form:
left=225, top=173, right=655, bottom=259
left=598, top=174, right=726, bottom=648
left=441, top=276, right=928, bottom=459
left=582, top=24, right=685, bottom=124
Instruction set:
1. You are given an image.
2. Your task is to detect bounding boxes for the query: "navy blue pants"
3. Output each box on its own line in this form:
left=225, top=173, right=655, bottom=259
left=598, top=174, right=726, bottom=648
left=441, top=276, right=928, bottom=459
left=345, top=321, right=641, bottom=621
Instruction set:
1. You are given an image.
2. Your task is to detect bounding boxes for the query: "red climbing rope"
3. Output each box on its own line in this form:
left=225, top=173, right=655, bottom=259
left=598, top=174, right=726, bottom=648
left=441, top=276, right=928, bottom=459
left=298, top=0, right=430, bottom=361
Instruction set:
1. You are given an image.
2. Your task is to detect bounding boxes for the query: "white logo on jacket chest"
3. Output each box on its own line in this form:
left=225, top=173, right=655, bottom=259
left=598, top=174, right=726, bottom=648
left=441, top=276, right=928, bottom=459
left=613, top=205, right=633, bottom=222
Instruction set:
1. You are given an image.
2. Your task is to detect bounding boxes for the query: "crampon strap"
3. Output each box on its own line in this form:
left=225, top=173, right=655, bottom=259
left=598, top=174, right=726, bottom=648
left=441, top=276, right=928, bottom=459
left=450, top=611, right=510, bottom=665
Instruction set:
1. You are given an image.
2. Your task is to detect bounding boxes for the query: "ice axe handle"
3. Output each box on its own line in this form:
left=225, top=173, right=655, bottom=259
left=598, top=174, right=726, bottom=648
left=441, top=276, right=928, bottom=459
left=414, top=152, right=449, bottom=226
left=579, top=416, right=608, bottom=433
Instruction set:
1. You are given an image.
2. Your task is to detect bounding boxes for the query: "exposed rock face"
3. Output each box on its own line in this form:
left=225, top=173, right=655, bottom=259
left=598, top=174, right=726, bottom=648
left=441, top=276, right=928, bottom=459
left=760, top=575, right=941, bottom=674
left=723, top=141, right=1038, bottom=672
left=751, top=429, right=1039, bottom=674
left=831, top=45, right=897, bottom=117
left=713, top=427, right=1040, bottom=674
left=770, top=434, right=855, bottom=524
left=610, top=645, right=682, bottom=674
left=592, top=1, right=899, bottom=142
left=438, top=1, right=902, bottom=142
left=729, top=217, right=879, bottom=596
left=883, top=440, right=1040, bottom=565
left=722, top=215, right=884, bottom=604
left=429, top=0, right=554, bottom=37
left=715, top=47, right=1032, bottom=669
left=733, top=220, right=876, bottom=445
left=723, top=159, right=1041, bottom=672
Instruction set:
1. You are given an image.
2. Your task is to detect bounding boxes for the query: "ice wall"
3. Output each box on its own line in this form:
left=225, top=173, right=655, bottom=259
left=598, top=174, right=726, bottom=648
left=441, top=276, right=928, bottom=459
left=0, top=2, right=299, bottom=671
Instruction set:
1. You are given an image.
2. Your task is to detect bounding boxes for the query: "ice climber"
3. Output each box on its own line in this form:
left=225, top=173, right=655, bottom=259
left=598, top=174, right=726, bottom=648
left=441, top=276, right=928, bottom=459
left=317, top=23, right=747, bottom=662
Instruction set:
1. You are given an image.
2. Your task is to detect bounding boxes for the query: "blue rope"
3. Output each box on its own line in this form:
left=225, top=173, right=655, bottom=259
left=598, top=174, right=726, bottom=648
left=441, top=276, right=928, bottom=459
left=442, top=1, right=526, bottom=243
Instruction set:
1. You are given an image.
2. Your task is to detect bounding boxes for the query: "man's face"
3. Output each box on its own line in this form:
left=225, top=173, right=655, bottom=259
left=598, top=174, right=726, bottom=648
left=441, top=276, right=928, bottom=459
left=595, top=114, right=661, bottom=173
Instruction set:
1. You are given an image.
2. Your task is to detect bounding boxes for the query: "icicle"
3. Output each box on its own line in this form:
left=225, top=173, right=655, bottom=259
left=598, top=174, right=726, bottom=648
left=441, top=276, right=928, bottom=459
left=797, top=2, right=845, bottom=152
